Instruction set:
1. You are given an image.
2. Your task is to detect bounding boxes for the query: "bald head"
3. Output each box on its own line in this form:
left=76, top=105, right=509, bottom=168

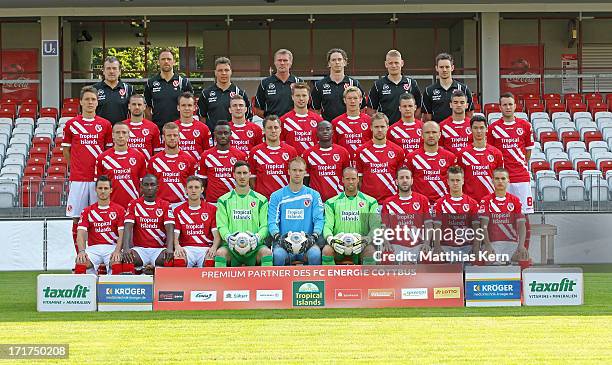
left=422, top=121, right=441, bottom=148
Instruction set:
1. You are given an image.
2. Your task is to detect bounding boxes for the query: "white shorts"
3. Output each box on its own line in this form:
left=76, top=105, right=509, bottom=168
left=84, top=244, right=116, bottom=273
left=184, top=246, right=210, bottom=267
left=132, top=246, right=165, bottom=266
left=508, top=182, right=534, bottom=214
left=66, top=181, right=97, bottom=217
left=491, top=241, right=519, bottom=262
left=392, top=244, right=425, bottom=263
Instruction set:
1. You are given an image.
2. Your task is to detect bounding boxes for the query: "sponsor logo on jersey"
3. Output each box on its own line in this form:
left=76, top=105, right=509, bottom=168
left=382, top=84, right=390, bottom=91
left=95, top=124, right=103, bottom=132
left=153, top=81, right=161, bottom=87
left=507, top=203, right=514, bottom=212
left=478, top=204, right=486, bottom=214
left=109, top=211, right=117, bottom=220
left=210, top=91, right=216, bottom=97
left=282, top=153, right=289, bottom=161
left=156, top=208, right=164, bottom=217
left=246, top=130, right=254, bottom=138
left=439, top=159, right=446, bottom=167
left=388, top=151, right=395, bottom=158
left=333, top=154, right=340, bottom=162
left=178, top=162, right=186, bottom=170
left=343, top=83, right=350, bottom=90
left=367, top=288, right=395, bottom=299
left=129, top=157, right=137, bottom=166
left=173, top=80, right=180, bottom=88
left=516, top=128, right=524, bottom=136
left=433, top=287, right=460, bottom=299
left=232, top=209, right=252, bottom=220
left=433, top=89, right=441, bottom=95
left=292, top=281, right=325, bottom=307
left=463, top=204, right=470, bottom=212
left=190, top=290, right=217, bottom=302
left=286, top=209, right=305, bottom=220
left=487, top=154, right=495, bottom=162
left=413, top=202, right=420, bottom=210
left=268, top=83, right=275, bottom=90
left=142, top=129, right=150, bottom=136
left=193, top=130, right=200, bottom=138
left=98, top=89, right=104, bottom=95
left=201, top=213, right=209, bottom=221
left=323, top=83, right=330, bottom=89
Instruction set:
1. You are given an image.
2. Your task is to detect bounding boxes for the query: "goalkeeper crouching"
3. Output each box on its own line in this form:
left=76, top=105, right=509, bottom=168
left=214, top=161, right=273, bottom=267
left=322, top=166, right=380, bottom=265
left=269, top=157, right=325, bottom=265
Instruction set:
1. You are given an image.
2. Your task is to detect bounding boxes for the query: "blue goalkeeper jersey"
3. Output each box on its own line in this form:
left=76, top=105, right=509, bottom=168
left=268, top=185, right=325, bottom=236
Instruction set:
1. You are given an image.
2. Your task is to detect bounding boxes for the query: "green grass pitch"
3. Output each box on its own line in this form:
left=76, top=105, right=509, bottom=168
left=0, top=267, right=611, bottom=364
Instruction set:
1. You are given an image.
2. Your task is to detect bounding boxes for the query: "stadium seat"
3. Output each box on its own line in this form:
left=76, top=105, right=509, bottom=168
left=32, top=136, right=51, bottom=148
left=0, top=108, right=15, bottom=119
left=585, top=178, right=609, bottom=202
left=51, top=146, right=64, bottom=158
left=539, top=179, right=562, bottom=202
left=487, top=112, right=502, bottom=124
left=61, top=107, right=78, bottom=117
left=539, top=131, right=558, bottom=145
left=563, top=179, right=585, bottom=201
left=42, top=184, right=62, bottom=206
left=36, top=117, right=56, bottom=127
left=531, top=160, right=550, bottom=175
left=21, top=181, right=40, bottom=208
left=547, top=102, right=565, bottom=115
left=50, top=156, right=67, bottom=166
left=548, top=153, right=569, bottom=168
left=553, top=160, right=573, bottom=174
left=484, top=103, right=499, bottom=116
left=589, top=102, right=608, bottom=117
left=47, top=165, right=67, bottom=177
left=569, top=102, right=588, bottom=115
left=24, top=165, right=45, bottom=179
left=584, top=92, right=603, bottom=103
left=543, top=141, right=564, bottom=154
left=583, top=131, right=603, bottom=148
left=536, top=169, right=556, bottom=184
left=544, top=93, right=562, bottom=103
left=0, top=181, right=17, bottom=208
left=18, top=107, right=37, bottom=119
left=559, top=169, right=580, bottom=186
left=530, top=111, right=550, bottom=122
left=572, top=151, right=593, bottom=167
left=39, top=107, right=58, bottom=119
left=29, top=146, right=49, bottom=160
left=526, top=102, right=545, bottom=114
left=597, top=118, right=612, bottom=132
left=577, top=161, right=597, bottom=176
left=27, top=157, right=46, bottom=168
left=599, top=160, right=612, bottom=176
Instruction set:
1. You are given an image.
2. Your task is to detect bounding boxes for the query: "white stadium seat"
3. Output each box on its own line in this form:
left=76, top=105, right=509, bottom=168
left=36, top=117, right=56, bottom=127
left=552, top=111, right=571, bottom=120
left=595, top=111, right=612, bottom=121
left=563, top=179, right=585, bottom=201
left=0, top=181, right=17, bottom=208
left=547, top=152, right=569, bottom=167
left=585, top=178, right=609, bottom=201
left=539, top=179, right=562, bottom=202
left=515, top=112, right=528, bottom=120
left=574, top=111, right=593, bottom=121
left=15, top=118, right=35, bottom=128
left=530, top=112, right=549, bottom=122
left=559, top=170, right=580, bottom=188
left=571, top=151, right=592, bottom=167
left=543, top=141, right=564, bottom=154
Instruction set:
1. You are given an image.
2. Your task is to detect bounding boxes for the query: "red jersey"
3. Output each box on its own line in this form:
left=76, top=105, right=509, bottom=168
left=302, top=144, right=351, bottom=201
left=125, top=197, right=173, bottom=248
left=456, top=144, right=504, bottom=201
left=95, top=148, right=147, bottom=208
left=405, top=148, right=457, bottom=204
left=147, top=151, right=197, bottom=203
left=332, top=113, right=372, bottom=160
left=355, top=141, right=405, bottom=202
left=126, top=118, right=161, bottom=160
left=176, top=120, right=212, bottom=161
left=478, top=193, right=525, bottom=243
left=387, top=119, right=424, bottom=154
left=487, top=118, right=534, bottom=183
left=439, top=117, right=472, bottom=154
left=198, top=147, right=247, bottom=203
left=381, top=193, right=432, bottom=247
left=280, top=110, right=323, bottom=155
left=77, top=202, right=125, bottom=246
left=172, top=201, right=217, bottom=248
left=230, top=121, right=263, bottom=156
left=62, top=115, right=113, bottom=181
left=248, top=142, right=298, bottom=199
left=433, top=194, right=480, bottom=247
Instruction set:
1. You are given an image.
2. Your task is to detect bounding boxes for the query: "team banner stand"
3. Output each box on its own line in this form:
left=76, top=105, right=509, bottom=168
left=97, top=275, right=154, bottom=311
left=523, top=267, right=583, bottom=306
left=464, top=266, right=522, bottom=307
left=153, top=264, right=464, bottom=310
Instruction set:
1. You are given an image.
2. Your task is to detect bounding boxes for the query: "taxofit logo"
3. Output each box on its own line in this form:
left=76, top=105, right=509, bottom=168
left=367, top=289, right=395, bottom=300
left=334, top=289, right=362, bottom=300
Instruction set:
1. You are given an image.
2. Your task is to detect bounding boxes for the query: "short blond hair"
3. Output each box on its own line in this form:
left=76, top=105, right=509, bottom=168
left=343, top=86, right=362, bottom=98
left=386, top=49, right=402, bottom=59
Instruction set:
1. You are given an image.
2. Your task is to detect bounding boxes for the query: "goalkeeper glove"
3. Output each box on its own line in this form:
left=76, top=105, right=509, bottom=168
left=352, top=237, right=368, bottom=255
left=328, top=236, right=347, bottom=255
left=247, top=232, right=259, bottom=251
left=226, top=232, right=239, bottom=250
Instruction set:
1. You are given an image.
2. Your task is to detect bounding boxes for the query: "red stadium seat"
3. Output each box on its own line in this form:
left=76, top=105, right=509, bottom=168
left=21, top=97, right=38, bottom=105
left=21, top=102, right=38, bottom=110
left=576, top=160, right=596, bottom=176
left=539, top=131, right=558, bottom=145
left=544, top=93, right=562, bottom=103
left=568, top=102, right=587, bottom=114
left=50, top=156, right=67, bottom=166
left=600, top=160, right=612, bottom=176
left=27, top=157, right=46, bottom=168
left=564, top=93, right=582, bottom=103
left=546, top=102, right=565, bottom=115
left=63, top=97, right=79, bottom=104
left=1, top=103, right=17, bottom=114
left=42, top=184, right=62, bottom=206
left=18, top=107, right=37, bottom=119
left=48, top=165, right=67, bottom=177
left=514, top=102, right=524, bottom=112
left=584, top=92, right=602, bottom=103
left=526, top=102, right=545, bottom=114
left=589, top=102, right=608, bottom=117
left=484, top=103, right=499, bottom=116
left=61, top=107, right=78, bottom=117
left=24, top=165, right=45, bottom=179
left=472, top=102, right=481, bottom=113
left=553, top=160, right=573, bottom=174
left=21, top=181, right=40, bottom=208
left=54, top=136, right=63, bottom=146
left=29, top=146, right=49, bottom=160
left=0, top=108, right=15, bottom=119
left=583, top=131, right=603, bottom=148
left=531, top=160, right=550, bottom=175
left=51, top=146, right=64, bottom=158
left=561, top=130, right=580, bottom=147
left=39, top=107, right=58, bottom=119
left=32, top=136, right=52, bottom=148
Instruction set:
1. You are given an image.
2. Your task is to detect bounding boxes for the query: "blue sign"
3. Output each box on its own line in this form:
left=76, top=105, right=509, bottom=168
left=465, top=279, right=521, bottom=301
left=97, top=283, right=153, bottom=304
left=42, top=40, right=58, bottom=57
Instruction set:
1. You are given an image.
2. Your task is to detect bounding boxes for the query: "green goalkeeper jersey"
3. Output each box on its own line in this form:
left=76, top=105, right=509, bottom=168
left=216, top=189, right=269, bottom=242
left=323, top=191, right=380, bottom=239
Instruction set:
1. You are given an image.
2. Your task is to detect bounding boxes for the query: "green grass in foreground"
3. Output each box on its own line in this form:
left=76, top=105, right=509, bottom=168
left=0, top=267, right=610, bottom=364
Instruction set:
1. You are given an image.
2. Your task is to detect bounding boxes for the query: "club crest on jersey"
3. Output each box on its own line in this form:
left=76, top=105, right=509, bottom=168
left=433, top=89, right=441, bottom=96
left=333, top=154, right=340, bottom=162
left=153, top=81, right=160, bottom=87
left=388, top=151, right=395, bottom=158
left=359, top=201, right=365, bottom=208
left=250, top=201, right=257, bottom=208
left=97, top=89, right=104, bottom=95
left=119, top=89, right=126, bottom=96
left=413, top=202, right=420, bottom=210
left=282, top=153, right=289, bottom=161
left=173, top=80, right=180, bottom=88
left=178, top=162, right=186, bottom=170
left=439, top=159, right=447, bottom=167
left=487, top=154, right=495, bottom=162
left=463, top=204, right=470, bottom=212
left=382, top=84, right=390, bottom=91
left=109, top=211, right=117, bottom=220
left=361, top=123, right=368, bottom=130
left=210, top=91, right=216, bottom=97
left=201, top=213, right=209, bottom=221
left=478, top=205, right=486, bottom=214
left=268, top=83, right=275, bottom=90
left=230, top=157, right=237, bottom=165
left=156, top=208, right=164, bottom=217
left=310, top=120, right=317, bottom=127
left=343, top=83, right=350, bottom=90
left=417, top=129, right=422, bottom=136
left=403, top=84, right=410, bottom=91
left=246, top=130, right=254, bottom=138
left=323, top=83, right=330, bottom=89
left=507, top=203, right=515, bottom=212
left=95, top=124, right=103, bottom=132
left=466, top=127, right=472, bottom=135
left=129, top=157, right=137, bottom=166
left=229, top=91, right=236, bottom=97
left=193, top=130, right=200, bottom=138
left=516, top=128, right=524, bottom=136
left=304, top=199, right=311, bottom=207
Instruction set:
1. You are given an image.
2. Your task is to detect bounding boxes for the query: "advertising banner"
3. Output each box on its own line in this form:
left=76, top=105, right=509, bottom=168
left=154, top=265, right=464, bottom=310
left=523, top=267, right=583, bottom=306
left=37, top=274, right=97, bottom=312
left=500, top=44, right=543, bottom=95
left=465, top=266, right=522, bottom=307
left=1, top=49, right=39, bottom=100
left=97, top=275, right=153, bottom=311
